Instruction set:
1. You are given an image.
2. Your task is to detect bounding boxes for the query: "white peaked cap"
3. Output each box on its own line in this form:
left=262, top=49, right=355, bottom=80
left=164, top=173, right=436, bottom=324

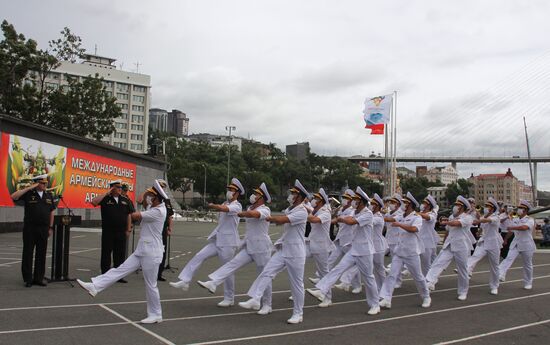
left=519, top=199, right=533, bottom=212
left=404, top=191, right=419, bottom=209
left=355, top=186, right=370, bottom=202
left=290, top=179, right=309, bottom=197
left=424, top=195, right=437, bottom=209
left=314, top=188, right=330, bottom=205
left=372, top=193, right=384, bottom=207
left=228, top=177, right=245, bottom=195
left=486, top=197, right=499, bottom=211
left=254, top=182, right=271, bottom=203
left=456, top=195, right=471, bottom=211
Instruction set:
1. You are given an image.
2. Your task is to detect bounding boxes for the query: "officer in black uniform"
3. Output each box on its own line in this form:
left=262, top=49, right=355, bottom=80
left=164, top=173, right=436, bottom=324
left=121, top=183, right=136, bottom=258
left=91, top=179, right=133, bottom=281
left=156, top=180, right=174, bottom=281
left=10, top=174, right=56, bottom=287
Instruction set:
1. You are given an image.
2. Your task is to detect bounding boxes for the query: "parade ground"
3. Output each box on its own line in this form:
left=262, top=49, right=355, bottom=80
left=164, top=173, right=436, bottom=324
left=1, top=222, right=550, bottom=345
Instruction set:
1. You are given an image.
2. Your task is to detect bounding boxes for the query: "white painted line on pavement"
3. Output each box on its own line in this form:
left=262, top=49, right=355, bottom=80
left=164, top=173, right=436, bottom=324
left=185, top=291, right=550, bottom=345
left=99, top=304, right=176, bottom=345
left=0, top=248, right=99, bottom=267
left=434, top=319, right=550, bottom=344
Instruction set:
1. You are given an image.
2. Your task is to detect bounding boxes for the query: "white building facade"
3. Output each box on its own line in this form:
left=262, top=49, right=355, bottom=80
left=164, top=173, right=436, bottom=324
left=44, top=54, right=151, bottom=153
left=426, top=165, right=459, bottom=186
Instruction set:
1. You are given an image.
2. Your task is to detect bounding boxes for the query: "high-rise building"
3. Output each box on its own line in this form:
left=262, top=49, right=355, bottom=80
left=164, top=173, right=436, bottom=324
left=167, top=109, right=189, bottom=137
left=42, top=54, right=151, bottom=153
left=468, top=168, right=533, bottom=206
left=286, top=142, right=310, bottom=161
left=149, top=108, right=168, bottom=132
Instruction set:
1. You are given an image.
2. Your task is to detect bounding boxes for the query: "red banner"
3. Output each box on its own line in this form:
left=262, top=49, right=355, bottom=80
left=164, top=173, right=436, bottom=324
left=0, top=132, right=136, bottom=208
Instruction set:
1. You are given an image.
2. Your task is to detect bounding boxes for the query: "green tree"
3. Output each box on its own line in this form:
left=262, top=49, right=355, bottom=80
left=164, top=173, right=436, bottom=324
left=0, top=20, right=118, bottom=139
left=445, top=178, right=473, bottom=206
left=400, top=177, right=443, bottom=200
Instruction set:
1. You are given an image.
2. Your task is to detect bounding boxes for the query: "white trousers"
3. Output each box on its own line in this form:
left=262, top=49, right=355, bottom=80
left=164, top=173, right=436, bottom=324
left=247, top=251, right=305, bottom=316
left=388, top=244, right=403, bottom=286
left=426, top=247, right=470, bottom=296
left=310, top=251, right=331, bottom=298
left=178, top=242, right=237, bottom=301
left=209, top=249, right=272, bottom=307
left=380, top=254, right=429, bottom=303
left=330, top=244, right=361, bottom=289
left=316, top=252, right=379, bottom=308
left=467, top=244, right=500, bottom=290
left=420, top=247, right=436, bottom=277
left=498, top=247, right=534, bottom=286
left=92, top=253, right=162, bottom=318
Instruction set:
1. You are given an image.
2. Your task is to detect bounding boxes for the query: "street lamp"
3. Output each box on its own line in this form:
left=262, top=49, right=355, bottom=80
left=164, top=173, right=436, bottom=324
left=225, top=125, right=236, bottom=183
left=201, top=163, right=207, bottom=207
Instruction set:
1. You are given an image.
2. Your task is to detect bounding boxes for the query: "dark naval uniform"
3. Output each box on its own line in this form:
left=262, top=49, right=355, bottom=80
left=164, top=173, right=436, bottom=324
left=20, top=189, right=56, bottom=285
left=158, top=199, right=175, bottom=279
left=99, top=195, right=133, bottom=274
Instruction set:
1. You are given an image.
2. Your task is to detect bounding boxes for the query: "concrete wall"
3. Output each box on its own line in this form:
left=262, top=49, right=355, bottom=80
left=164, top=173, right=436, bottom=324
left=0, top=115, right=168, bottom=233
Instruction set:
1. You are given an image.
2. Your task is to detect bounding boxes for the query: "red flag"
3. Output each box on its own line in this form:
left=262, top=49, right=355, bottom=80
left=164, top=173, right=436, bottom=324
left=365, top=123, right=384, bottom=135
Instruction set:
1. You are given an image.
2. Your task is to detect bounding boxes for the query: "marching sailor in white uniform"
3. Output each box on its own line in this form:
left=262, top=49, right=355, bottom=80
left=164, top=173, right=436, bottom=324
left=170, top=178, right=244, bottom=307
left=370, top=193, right=388, bottom=291
left=384, top=194, right=406, bottom=288
left=426, top=195, right=475, bottom=300
left=498, top=200, right=536, bottom=290
left=77, top=180, right=168, bottom=324
left=306, top=188, right=336, bottom=303
left=197, top=183, right=273, bottom=314
left=417, top=195, right=440, bottom=276
left=379, top=192, right=431, bottom=309
left=332, top=189, right=362, bottom=293
left=467, top=197, right=503, bottom=295
left=307, top=187, right=380, bottom=315
left=239, top=179, right=309, bottom=324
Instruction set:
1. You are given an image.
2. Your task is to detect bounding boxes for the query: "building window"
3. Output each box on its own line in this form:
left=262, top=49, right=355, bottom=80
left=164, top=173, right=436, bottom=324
left=131, top=124, right=144, bottom=131
left=118, top=103, right=129, bottom=110
left=132, top=95, right=144, bottom=103
left=105, top=90, right=113, bottom=97
left=130, top=143, right=143, bottom=150
left=115, top=122, right=127, bottom=129
left=131, top=114, right=143, bottom=123
left=115, top=132, right=127, bottom=139
left=113, top=142, right=127, bottom=149
left=47, top=72, right=60, bottom=80
left=132, top=105, right=144, bottom=112
left=130, top=134, right=143, bottom=140
left=103, top=81, right=114, bottom=88
left=117, top=93, right=129, bottom=100
left=45, top=82, right=58, bottom=90
left=119, top=113, right=128, bottom=120
left=133, top=85, right=146, bottom=93
left=117, top=83, right=129, bottom=92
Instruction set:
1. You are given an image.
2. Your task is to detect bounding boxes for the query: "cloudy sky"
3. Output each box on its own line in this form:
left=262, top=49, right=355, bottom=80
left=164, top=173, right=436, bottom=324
left=4, top=0, right=550, bottom=189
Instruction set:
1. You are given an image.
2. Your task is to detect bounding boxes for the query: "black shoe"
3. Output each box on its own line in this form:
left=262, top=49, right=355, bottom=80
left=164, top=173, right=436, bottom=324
left=117, top=279, right=128, bottom=283
left=33, top=280, right=47, bottom=287
left=25, top=282, right=32, bottom=288
left=157, top=276, right=166, bottom=282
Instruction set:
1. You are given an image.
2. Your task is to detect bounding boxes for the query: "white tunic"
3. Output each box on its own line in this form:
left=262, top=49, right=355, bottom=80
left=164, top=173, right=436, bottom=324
left=242, top=204, right=272, bottom=255
left=509, top=216, right=536, bottom=252
left=443, top=213, right=474, bottom=252
left=371, top=211, right=388, bottom=254
left=350, top=207, right=375, bottom=256
left=419, top=211, right=439, bottom=249
left=274, top=204, right=308, bottom=258
left=308, top=205, right=336, bottom=254
left=385, top=209, right=404, bottom=246
left=477, top=213, right=503, bottom=250
left=134, top=203, right=167, bottom=258
left=394, top=212, right=424, bottom=257
left=334, top=206, right=355, bottom=247
left=207, top=200, right=243, bottom=247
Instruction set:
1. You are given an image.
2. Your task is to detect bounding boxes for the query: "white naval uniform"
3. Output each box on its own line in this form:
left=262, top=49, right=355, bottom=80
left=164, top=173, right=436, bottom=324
left=386, top=209, right=405, bottom=285
left=380, top=211, right=429, bottom=303
left=178, top=200, right=242, bottom=301
left=92, top=203, right=166, bottom=319
left=467, top=213, right=502, bottom=290
left=307, top=205, right=336, bottom=297
left=316, top=207, right=379, bottom=308
left=247, top=204, right=308, bottom=317
left=208, top=204, right=273, bottom=307
left=329, top=206, right=361, bottom=290
left=419, top=211, right=440, bottom=276
left=426, top=212, right=474, bottom=296
left=499, top=216, right=536, bottom=286
left=371, top=211, right=388, bottom=291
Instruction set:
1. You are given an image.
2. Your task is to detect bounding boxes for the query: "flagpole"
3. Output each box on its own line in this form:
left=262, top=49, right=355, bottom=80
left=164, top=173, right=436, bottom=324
left=392, top=90, right=397, bottom=194
left=384, top=123, right=389, bottom=196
